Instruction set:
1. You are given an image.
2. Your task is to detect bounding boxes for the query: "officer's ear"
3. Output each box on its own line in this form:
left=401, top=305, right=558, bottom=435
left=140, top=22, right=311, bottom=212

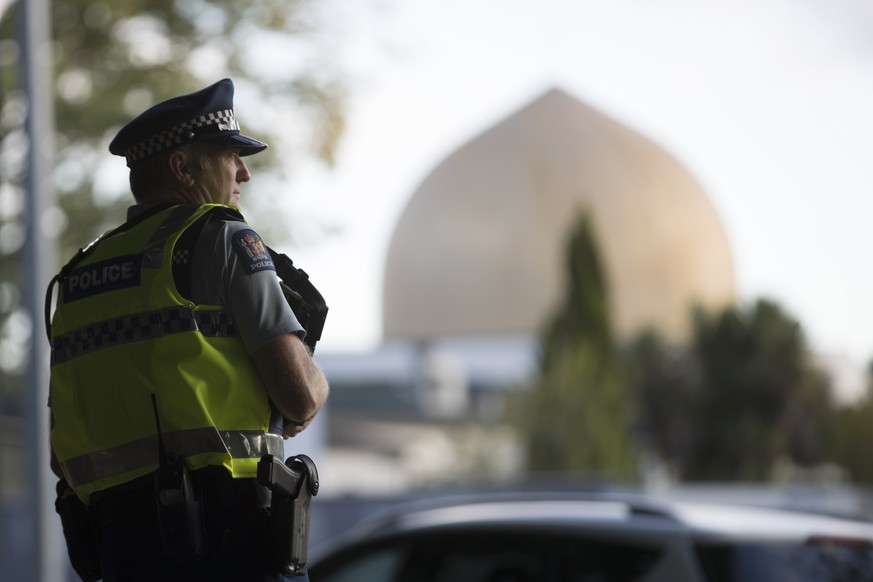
left=168, top=148, right=196, bottom=188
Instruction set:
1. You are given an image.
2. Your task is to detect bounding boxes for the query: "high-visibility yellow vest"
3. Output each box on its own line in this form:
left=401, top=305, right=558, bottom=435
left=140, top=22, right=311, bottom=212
left=49, top=204, right=282, bottom=503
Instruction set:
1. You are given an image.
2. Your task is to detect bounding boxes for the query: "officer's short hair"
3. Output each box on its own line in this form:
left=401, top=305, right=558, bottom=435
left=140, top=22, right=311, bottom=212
left=128, top=143, right=213, bottom=202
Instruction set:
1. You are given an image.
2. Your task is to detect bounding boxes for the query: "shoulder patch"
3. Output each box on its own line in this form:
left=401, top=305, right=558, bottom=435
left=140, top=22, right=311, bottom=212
left=232, top=229, right=275, bottom=274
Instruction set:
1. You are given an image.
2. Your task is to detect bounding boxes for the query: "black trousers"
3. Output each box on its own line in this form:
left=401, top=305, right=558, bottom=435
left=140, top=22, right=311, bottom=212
left=92, top=468, right=309, bottom=582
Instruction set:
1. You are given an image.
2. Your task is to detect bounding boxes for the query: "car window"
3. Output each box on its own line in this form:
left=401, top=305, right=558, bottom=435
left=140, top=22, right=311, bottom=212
left=313, top=544, right=406, bottom=582
left=399, top=530, right=662, bottom=582
left=695, top=540, right=873, bottom=582
left=312, top=529, right=662, bottom=582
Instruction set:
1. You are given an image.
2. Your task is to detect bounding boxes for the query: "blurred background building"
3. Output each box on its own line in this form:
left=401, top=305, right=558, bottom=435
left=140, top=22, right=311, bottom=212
left=314, top=87, right=736, bottom=495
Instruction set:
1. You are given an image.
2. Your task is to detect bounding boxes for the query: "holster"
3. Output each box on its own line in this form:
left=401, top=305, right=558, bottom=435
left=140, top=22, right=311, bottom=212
left=54, top=480, right=102, bottom=582
left=256, top=454, right=319, bottom=575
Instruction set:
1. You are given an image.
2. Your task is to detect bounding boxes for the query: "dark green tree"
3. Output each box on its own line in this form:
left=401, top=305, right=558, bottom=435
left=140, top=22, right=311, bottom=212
left=539, top=213, right=612, bottom=371
left=686, top=300, right=834, bottom=480
left=624, top=330, right=699, bottom=478
left=521, top=342, right=637, bottom=480
left=511, top=211, right=638, bottom=481
left=825, top=364, right=873, bottom=484
left=0, top=0, right=348, bottom=411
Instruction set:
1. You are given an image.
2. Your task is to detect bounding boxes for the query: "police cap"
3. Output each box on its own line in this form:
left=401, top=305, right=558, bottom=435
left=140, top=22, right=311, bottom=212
left=109, top=78, right=268, bottom=167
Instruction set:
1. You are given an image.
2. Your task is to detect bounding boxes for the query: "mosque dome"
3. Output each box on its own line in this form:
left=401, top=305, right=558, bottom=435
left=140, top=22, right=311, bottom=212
left=383, top=88, right=735, bottom=343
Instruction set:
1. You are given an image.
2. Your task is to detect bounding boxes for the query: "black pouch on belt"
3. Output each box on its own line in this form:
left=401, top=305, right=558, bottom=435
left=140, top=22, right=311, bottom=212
left=54, top=479, right=102, bottom=582
left=154, top=457, right=207, bottom=561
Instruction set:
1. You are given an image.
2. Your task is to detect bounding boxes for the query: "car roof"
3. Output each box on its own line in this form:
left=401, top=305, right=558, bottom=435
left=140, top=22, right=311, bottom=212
left=324, top=489, right=873, bottom=546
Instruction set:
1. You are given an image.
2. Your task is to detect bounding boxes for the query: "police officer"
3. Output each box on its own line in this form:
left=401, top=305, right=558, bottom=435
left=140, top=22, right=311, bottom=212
left=48, top=79, right=329, bottom=581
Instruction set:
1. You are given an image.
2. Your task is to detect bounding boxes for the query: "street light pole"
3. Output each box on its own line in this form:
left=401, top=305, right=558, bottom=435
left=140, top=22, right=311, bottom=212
left=20, top=0, right=63, bottom=578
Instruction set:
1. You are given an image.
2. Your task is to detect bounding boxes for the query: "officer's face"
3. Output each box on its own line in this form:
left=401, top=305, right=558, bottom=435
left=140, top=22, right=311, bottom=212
left=189, top=144, right=252, bottom=208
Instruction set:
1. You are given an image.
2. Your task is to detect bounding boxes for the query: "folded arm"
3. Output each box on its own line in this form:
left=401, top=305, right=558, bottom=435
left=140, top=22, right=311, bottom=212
left=251, top=332, right=329, bottom=438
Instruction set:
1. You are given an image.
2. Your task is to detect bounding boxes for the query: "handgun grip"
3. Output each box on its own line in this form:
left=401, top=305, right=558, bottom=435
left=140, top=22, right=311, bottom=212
left=257, top=454, right=319, bottom=497
left=258, top=454, right=300, bottom=498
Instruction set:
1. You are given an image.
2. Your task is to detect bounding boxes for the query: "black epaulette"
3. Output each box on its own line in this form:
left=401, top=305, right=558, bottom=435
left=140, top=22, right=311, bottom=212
left=172, top=206, right=245, bottom=300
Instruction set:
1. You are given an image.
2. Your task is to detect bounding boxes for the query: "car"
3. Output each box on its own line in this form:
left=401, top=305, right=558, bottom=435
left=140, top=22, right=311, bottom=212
left=308, top=490, right=873, bottom=581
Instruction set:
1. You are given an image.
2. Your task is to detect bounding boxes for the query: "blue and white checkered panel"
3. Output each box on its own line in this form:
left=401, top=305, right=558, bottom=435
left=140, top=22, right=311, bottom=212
left=51, top=307, right=237, bottom=365
left=124, top=109, right=238, bottom=162
left=172, top=249, right=190, bottom=265
left=195, top=310, right=236, bottom=338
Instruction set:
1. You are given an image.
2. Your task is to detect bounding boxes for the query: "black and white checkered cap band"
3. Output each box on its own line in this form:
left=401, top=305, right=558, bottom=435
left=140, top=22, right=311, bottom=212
left=123, top=109, right=240, bottom=163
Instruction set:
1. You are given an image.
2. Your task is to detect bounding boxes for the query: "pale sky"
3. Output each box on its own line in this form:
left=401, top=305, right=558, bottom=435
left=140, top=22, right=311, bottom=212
left=265, top=0, right=873, bottom=394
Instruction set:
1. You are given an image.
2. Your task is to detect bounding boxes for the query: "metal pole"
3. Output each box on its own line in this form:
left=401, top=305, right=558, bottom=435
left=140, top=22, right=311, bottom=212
left=20, top=0, right=62, bottom=578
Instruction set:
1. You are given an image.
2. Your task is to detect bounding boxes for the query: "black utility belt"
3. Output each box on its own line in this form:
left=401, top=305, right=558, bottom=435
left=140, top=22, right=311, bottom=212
left=95, top=466, right=269, bottom=528
left=58, top=455, right=318, bottom=577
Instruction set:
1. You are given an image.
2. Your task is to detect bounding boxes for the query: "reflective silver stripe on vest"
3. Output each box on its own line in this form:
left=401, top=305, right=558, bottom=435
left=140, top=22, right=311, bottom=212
left=50, top=307, right=236, bottom=365
left=60, top=429, right=284, bottom=490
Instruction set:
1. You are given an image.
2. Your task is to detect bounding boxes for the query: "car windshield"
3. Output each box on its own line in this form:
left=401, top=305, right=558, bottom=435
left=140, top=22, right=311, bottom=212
left=313, top=530, right=663, bottom=582
left=695, top=539, right=873, bottom=581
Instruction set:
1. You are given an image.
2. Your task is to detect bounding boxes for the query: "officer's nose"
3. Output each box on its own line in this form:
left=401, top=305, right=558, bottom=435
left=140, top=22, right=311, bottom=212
left=237, top=158, right=251, bottom=183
